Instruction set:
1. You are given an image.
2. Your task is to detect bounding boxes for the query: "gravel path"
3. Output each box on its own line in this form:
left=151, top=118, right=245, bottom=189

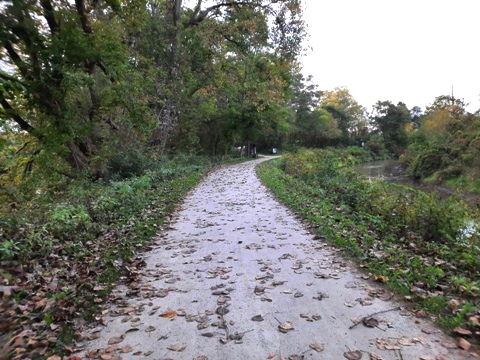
left=79, top=157, right=468, bottom=360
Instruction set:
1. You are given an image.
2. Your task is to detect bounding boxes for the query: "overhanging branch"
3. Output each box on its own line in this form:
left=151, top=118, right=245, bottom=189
left=0, top=97, right=41, bottom=139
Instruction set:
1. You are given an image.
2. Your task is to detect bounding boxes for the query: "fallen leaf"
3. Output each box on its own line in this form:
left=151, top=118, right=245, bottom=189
left=201, top=332, right=215, bottom=338
left=278, top=321, right=294, bottom=333
left=86, top=349, right=101, bottom=358
left=144, top=351, right=153, bottom=356
left=145, top=326, right=156, bottom=332
left=107, top=335, right=124, bottom=345
left=194, top=357, right=208, bottom=360
left=288, top=355, right=304, bottom=360
left=458, top=338, right=471, bottom=351
left=120, top=345, right=133, bottom=353
left=159, top=309, right=177, bottom=318
left=362, top=317, right=379, bottom=328
left=376, top=338, right=401, bottom=350
left=454, top=327, right=472, bottom=336
left=309, top=343, right=324, bottom=352
left=379, top=292, right=394, bottom=301
left=47, top=356, right=62, bottom=360
left=254, top=286, right=265, bottom=295
left=251, top=315, right=264, bottom=322
left=370, top=354, right=383, bottom=360
left=373, top=275, right=389, bottom=282
left=440, top=340, right=457, bottom=349
left=344, top=350, right=362, bottom=359
left=167, top=343, right=186, bottom=352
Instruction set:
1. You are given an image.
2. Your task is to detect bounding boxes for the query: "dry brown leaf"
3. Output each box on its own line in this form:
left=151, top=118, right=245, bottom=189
left=254, top=286, right=265, bottom=295
left=458, top=338, right=471, bottom=351
left=145, top=326, right=156, bottom=332
left=440, top=340, right=457, bottom=349
left=46, top=356, right=62, bottom=360
left=363, top=317, right=379, bottom=328
left=201, top=332, right=215, bottom=338
left=194, top=357, right=208, bottom=360
left=144, top=351, right=153, bottom=356
left=379, top=292, right=394, bottom=301
left=107, top=335, right=124, bottom=345
left=370, top=354, right=384, bottom=360
left=121, top=345, right=133, bottom=353
left=374, top=275, right=389, bottom=282
left=167, top=343, right=186, bottom=352
left=159, top=309, right=177, bottom=318
left=344, top=350, right=362, bottom=359
left=376, top=338, right=400, bottom=350
left=86, top=349, right=101, bottom=358
left=309, top=343, right=324, bottom=352
left=454, top=327, right=472, bottom=336
left=105, top=344, right=121, bottom=353
left=251, top=315, right=264, bottom=322
left=278, top=321, right=294, bottom=333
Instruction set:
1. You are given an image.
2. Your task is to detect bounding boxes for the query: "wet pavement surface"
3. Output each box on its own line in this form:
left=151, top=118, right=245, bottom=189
left=78, top=157, right=468, bottom=359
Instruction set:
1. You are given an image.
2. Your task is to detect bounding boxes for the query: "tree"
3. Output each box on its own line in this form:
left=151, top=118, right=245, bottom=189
left=319, top=87, right=367, bottom=145
left=0, top=0, right=150, bottom=178
left=370, top=101, right=411, bottom=155
left=130, top=0, right=305, bottom=155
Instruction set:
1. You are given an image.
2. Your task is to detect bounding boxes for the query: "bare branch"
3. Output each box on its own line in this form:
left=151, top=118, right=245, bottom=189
left=188, top=0, right=203, bottom=25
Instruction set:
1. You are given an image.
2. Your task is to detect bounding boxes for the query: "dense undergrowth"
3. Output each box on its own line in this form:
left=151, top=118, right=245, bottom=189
left=258, top=148, right=480, bottom=342
left=0, top=155, right=245, bottom=359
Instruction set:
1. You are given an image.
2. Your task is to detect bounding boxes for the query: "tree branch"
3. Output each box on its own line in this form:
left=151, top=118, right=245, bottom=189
left=96, top=61, right=115, bottom=83
left=187, top=1, right=265, bottom=27
left=188, top=0, right=203, bottom=25
left=0, top=98, right=40, bottom=139
left=75, top=0, right=92, bottom=34
left=3, top=41, right=31, bottom=80
left=40, top=0, right=58, bottom=34
left=0, top=71, right=26, bottom=87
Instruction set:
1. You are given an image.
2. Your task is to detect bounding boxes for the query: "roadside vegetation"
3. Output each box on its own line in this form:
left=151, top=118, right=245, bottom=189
left=0, top=155, right=221, bottom=358
left=258, top=148, right=480, bottom=344
left=400, top=96, right=480, bottom=194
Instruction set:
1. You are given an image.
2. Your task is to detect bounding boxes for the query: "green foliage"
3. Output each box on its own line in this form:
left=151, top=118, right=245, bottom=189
left=258, top=149, right=480, bottom=334
left=370, top=101, right=411, bottom=155
left=402, top=95, right=480, bottom=191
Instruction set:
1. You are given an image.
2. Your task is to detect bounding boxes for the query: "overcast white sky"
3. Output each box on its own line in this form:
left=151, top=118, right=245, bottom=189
left=300, top=0, right=480, bottom=113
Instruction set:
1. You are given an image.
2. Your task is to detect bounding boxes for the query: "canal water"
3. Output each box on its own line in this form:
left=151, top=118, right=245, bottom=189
left=354, top=159, right=400, bottom=179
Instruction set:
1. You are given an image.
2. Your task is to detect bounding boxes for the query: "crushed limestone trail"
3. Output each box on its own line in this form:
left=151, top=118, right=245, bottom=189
left=80, top=157, right=466, bottom=359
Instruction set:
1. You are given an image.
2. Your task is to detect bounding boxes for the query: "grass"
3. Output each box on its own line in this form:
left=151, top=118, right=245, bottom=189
left=0, top=154, right=253, bottom=358
left=257, top=149, right=480, bottom=341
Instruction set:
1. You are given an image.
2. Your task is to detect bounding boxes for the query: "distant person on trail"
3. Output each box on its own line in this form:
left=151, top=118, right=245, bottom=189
left=251, top=144, right=257, bottom=158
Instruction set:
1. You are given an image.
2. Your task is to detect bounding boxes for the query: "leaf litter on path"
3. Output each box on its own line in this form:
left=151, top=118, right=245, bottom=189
left=278, top=321, right=294, bottom=333
left=167, top=343, right=186, bottom=352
